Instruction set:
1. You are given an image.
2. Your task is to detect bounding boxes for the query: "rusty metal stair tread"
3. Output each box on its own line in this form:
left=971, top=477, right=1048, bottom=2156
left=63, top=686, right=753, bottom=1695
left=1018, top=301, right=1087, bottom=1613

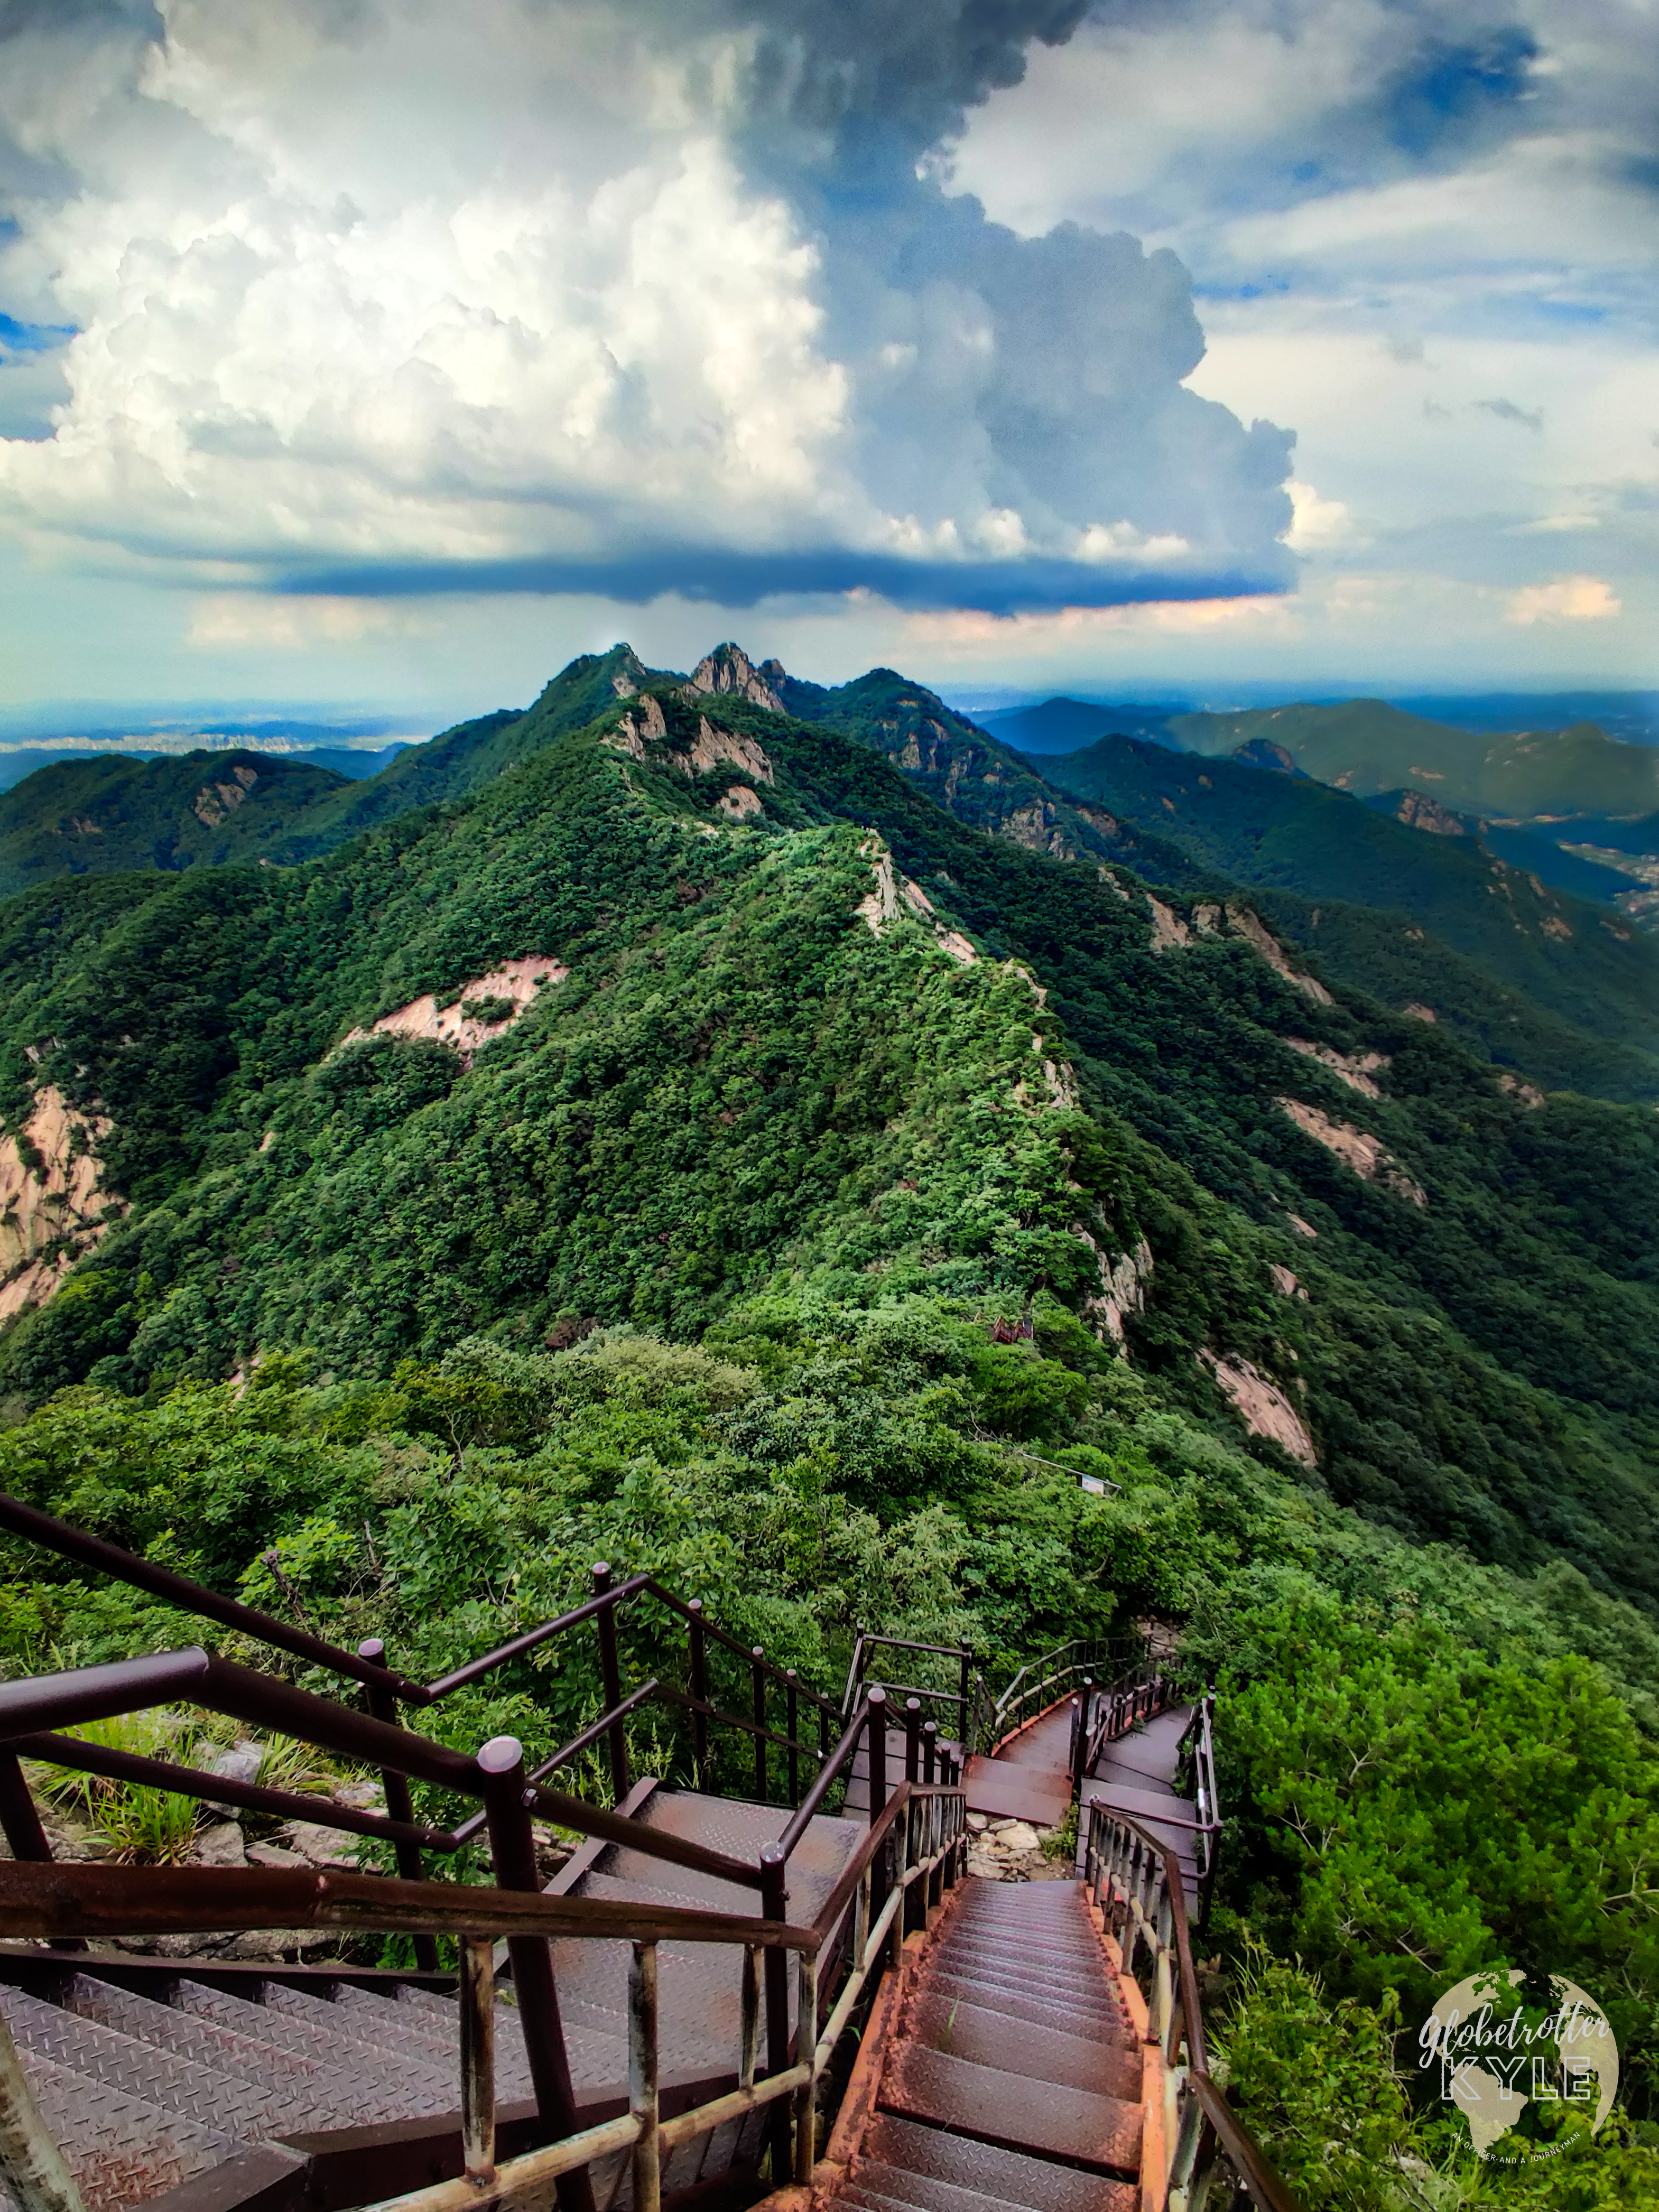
left=54, top=1974, right=377, bottom=2131
left=170, top=1978, right=437, bottom=2092
left=255, top=1983, right=461, bottom=2100
left=929, top=1941, right=1121, bottom=2000
left=0, top=1984, right=301, bottom=2146
left=917, top=1974, right=1119, bottom=2046
left=330, top=1985, right=535, bottom=2094
left=861, top=2115, right=1132, bottom=2212
left=906, top=1994, right=1141, bottom=2102
left=923, top=1951, right=1125, bottom=2016
left=879, top=2043, right=1142, bottom=2178
left=7, top=2039, right=232, bottom=2212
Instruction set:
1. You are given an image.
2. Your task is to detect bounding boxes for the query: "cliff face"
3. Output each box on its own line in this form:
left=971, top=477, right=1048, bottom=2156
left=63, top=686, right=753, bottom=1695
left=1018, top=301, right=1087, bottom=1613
left=0, top=1088, right=124, bottom=1322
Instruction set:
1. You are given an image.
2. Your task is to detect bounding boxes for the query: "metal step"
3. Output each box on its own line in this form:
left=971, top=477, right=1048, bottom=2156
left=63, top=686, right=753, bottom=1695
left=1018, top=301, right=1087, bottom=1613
left=4, top=2037, right=231, bottom=2212
left=860, top=2115, right=1134, bottom=2212
left=919, top=1974, right=1123, bottom=2046
left=331, top=1984, right=536, bottom=2098
left=879, top=2044, right=1141, bottom=2178
left=907, top=1995, right=1141, bottom=2102
left=924, top=1949, right=1125, bottom=2016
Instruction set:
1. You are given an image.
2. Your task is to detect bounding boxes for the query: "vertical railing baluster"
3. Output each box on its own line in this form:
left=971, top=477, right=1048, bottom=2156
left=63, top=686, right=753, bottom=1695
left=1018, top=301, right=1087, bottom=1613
left=786, top=1670, right=800, bottom=1807
left=853, top=1861, right=872, bottom=1972
left=478, top=1735, right=593, bottom=2212
left=628, top=1941, right=660, bottom=2212
left=888, top=1795, right=910, bottom=1970
left=459, top=1932, right=497, bottom=2189
left=739, top=1945, right=761, bottom=2089
left=866, top=1692, right=889, bottom=1927
left=793, top=1948, right=819, bottom=2185
left=687, top=1600, right=710, bottom=1792
left=358, top=1637, right=438, bottom=1974
left=591, top=1564, right=630, bottom=1804
left=760, top=1846, right=791, bottom=2182
left=922, top=1721, right=937, bottom=1786
left=903, top=1698, right=921, bottom=1784
left=819, top=1702, right=830, bottom=1765
left=752, top=1648, right=767, bottom=1804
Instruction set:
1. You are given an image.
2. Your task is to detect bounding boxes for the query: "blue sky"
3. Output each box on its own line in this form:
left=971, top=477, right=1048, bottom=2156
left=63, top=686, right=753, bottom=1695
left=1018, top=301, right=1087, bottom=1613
left=0, top=0, right=1654, bottom=723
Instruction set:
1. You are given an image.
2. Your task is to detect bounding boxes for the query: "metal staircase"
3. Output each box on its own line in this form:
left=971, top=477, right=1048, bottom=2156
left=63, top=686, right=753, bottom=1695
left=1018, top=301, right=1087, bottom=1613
left=0, top=1501, right=1295, bottom=2212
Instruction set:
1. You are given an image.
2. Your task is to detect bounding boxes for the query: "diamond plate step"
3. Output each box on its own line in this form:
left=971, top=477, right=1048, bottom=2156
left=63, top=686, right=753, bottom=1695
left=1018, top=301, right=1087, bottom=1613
left=920, top=1974, right=1123, bottom=2046
left=879, top=2045, right=1141, bottom=2177
left=7, top=2039, right=231, bottom=2212
left=860, top=2115, right=1134, bottom=2212
left=907, top=1994, right=1140, bottom=2102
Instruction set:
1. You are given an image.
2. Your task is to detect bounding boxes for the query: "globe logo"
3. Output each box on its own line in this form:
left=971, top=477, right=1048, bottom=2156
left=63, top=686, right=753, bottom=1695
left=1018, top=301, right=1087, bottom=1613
left=1419, top=1971, right=1618, bottom=2162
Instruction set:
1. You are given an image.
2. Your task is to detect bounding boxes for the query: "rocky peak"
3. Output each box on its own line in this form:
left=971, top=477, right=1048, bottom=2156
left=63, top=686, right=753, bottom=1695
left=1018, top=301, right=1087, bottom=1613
left=687, top=643, right=785, bottom=714
left=1394, top=789, right=1469, bottom=838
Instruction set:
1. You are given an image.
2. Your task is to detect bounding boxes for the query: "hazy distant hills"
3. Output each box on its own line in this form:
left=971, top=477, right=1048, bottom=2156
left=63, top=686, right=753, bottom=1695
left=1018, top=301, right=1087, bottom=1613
left=980, top=693, right=1659, bottom=824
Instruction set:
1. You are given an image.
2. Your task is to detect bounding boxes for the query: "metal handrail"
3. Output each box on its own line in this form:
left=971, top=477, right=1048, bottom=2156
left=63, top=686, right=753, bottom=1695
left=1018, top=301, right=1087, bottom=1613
left=0, top=1767, right=972, bottom=2212
left=1082, top=1800, right=1302, bottom=2212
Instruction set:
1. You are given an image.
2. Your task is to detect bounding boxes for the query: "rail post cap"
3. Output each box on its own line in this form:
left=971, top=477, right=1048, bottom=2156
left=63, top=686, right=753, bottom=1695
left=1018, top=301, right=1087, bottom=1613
left=759, top=1843, right=786, bottom=1866
left=477, top=1735, right=526, bottom=1776
left=752, top=1645, right=765, bottom=1660
left=905, top=1696, right=921, bottom=1712
left=591, top=1560, right=611, bottom=1578
left=687, top=1597, right=703, bottom=1613
left=867, top=1687, right=887, bottom=1708
left=357, top=1637, right=387, bottom=1662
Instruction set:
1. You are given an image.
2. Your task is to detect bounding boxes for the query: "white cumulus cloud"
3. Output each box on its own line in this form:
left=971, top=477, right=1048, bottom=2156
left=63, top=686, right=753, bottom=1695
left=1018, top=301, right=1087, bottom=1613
left=1505, top=574, right=1621, bottom=624
left=0, top=0, right=1294, bottom=614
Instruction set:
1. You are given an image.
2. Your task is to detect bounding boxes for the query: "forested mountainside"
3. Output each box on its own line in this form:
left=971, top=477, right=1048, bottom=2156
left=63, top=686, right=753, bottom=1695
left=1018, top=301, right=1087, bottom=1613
left=5, top=644, right=1659, bottom=2179
left=1151, top=697, right=1659, bottom=820
left=1, top=644, right=1657, bottom=1606
left=0, top=749, right=351, bottom=891
left=1033, top=731, right=1659, bottom=1041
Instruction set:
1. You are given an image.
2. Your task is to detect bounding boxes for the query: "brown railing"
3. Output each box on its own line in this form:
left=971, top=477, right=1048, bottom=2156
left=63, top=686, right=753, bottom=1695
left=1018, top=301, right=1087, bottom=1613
left=840, top=1629, right=972, bottom=1732
left=0, top=1760, right=969, bottom=2212
left=981, top=1632, right=1137, bottom=1755
left=1081, top=1800, right=1302, bottom=2212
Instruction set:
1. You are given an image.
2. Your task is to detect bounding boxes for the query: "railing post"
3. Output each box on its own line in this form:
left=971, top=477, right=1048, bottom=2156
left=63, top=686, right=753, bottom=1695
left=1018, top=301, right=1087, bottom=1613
left=867, top=1690, right=889, bottom=1927
left=760, top=1845, right=791, bottom=2183
left=786, top=1670, right=800, bottom=1807
left=459, top=1932, right=497, bottom=2189
left=752, top=1648, right=768, bottom=1803
left=0, top=1751, right=81, bottom=1956
left=888, top=1792, right=910, bottom=1970
left=793, top=1947, right=819, bottom=2184
left=922, top=1721, right=937, bottom=1785
left=1072, top=1680, right=1093, bottom=1794
left=687, top=1600, right=710, bottom=1792
left=739, top=1945, right=761, bottom=2089
left=903, top=1697, right=921, bottom=1785
left=628, top=1940, right=661, bottom=2212
left=478, top=1736, right=594, bottom=2212
left=358, top=1638, right=439, bottom=1974
left=867, top=1690, right=888, bottom=1824
left=591, top=1565, right=629, bottom=1805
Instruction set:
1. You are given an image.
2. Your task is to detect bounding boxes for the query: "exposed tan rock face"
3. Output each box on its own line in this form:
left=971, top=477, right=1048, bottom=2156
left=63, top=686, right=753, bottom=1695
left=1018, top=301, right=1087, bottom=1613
left=1268, top=1263, right=1308, bottom=1300
left=1394, top=790, right=1468, bottom=837
left=1146, top=897, right=1191, bottom=951
left=1498, top=1073, right=1546, bottom=1108
left=1225, top=905, right=1333, bottom=1003
left=192, top=764, right=258, bottom=828
left=343, top=955, right=568, bottom=1063
left=1276, top=1096, right=1428, bottom=1206
left=717, top=784, right=763, bottom=821
left=1403, top=1002, right=1437, bottom=1023
left=1201, top=1351, right=1317, bottom=1466
left=685, top=643, right=785, bottom=714
left=605, top=694, right=666, bottom=757
left=1072, top=1225, right=1154, bottom=1347
left=1285, top=1038, right=1389, bottom=1098
left=0, top=1087, right=125, bottom=1323
left=1000, top=800, right=1076, bottom=860
left=1286, top=1212, right=1318, bottom=1239
left=687, top=717, right=774, bottom=785
left=857, top=840, right=977, bottom=963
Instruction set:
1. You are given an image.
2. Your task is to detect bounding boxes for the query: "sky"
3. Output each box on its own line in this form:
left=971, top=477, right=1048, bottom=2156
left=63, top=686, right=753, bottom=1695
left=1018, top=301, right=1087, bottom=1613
left=0, top=0, right=1655, bottom=727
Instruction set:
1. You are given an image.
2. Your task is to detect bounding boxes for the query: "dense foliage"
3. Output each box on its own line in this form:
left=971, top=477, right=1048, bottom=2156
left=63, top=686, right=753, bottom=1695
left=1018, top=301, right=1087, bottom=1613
left=3, top=647, right=1658, bottom=2197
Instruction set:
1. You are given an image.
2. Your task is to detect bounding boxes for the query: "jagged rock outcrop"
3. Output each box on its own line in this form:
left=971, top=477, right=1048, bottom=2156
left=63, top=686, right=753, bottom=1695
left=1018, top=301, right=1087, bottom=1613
left=1285, top=1038, right=1389, bottom=1098
left=0, top=1088, right=125, bottom=1322
left=685, top=643, right=785, bottom=714
left=1276, top=1096, right=1427, bottom=1206
left=341, top=956, right=567, bottom=1064
left=1394, top=790, right=1469, bottom=837
left=1201, top=1350, right=1317, bottom=1466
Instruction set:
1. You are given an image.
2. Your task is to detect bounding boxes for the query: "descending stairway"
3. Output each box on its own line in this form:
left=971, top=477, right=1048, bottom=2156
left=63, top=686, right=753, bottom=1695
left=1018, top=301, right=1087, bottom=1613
left=0, top=1784, right=865, bottom=2212
left=1077, top=1706, right=1198, bottom=1900
left=814, top=1686, right=1204, bottom=2212
left=851, top=1882, right=1142, bottom=2212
